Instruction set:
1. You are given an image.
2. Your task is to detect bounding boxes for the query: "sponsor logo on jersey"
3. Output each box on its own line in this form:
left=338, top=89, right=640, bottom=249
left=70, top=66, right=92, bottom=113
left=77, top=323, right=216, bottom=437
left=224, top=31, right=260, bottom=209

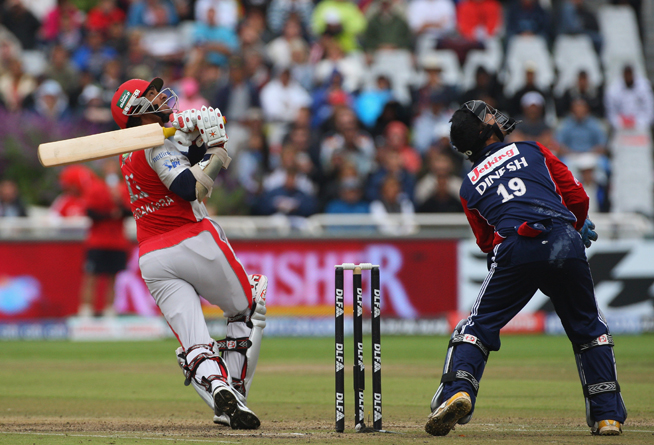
left=468, top=144, right=520, bottom=184
left=152, top=151, right=174, bottom=163
left=163, top=158, right=181, bottom=170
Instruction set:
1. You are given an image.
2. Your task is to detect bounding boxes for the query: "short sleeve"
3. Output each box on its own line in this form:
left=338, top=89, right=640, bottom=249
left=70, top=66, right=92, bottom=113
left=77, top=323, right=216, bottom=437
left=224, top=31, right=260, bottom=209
left=145, top=141, right=192, bottom=189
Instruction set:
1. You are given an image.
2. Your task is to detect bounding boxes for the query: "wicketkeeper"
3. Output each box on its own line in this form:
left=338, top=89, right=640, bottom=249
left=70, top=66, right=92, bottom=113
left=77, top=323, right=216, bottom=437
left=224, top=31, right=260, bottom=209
left=426, top=100, right=627, bottom=436
left=111, top=78, right=267, bottom=429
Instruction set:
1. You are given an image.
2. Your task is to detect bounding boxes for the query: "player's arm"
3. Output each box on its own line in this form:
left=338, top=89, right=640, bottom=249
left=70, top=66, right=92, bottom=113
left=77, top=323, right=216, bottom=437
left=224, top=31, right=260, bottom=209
left=461, top=197, right=495, bottom=253
left=536, top=142, right=589, bottom=231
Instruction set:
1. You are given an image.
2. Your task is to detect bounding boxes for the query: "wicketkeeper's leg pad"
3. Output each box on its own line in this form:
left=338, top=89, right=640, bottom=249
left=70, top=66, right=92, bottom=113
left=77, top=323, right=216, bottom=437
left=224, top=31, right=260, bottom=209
left=219, top=274, right=267, bottom=400
left=572, top=334, right=627, bottom=428
left=431, top=319, right=491, bottom=425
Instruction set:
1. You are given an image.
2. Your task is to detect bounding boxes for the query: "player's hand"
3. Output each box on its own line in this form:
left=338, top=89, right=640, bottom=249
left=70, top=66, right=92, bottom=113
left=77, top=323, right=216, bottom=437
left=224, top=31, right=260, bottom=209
left=171, top=109, right=198, bottom=133
left=580, top=218, right=598, bottom=248
left=196, top=106, right=228, bottom=148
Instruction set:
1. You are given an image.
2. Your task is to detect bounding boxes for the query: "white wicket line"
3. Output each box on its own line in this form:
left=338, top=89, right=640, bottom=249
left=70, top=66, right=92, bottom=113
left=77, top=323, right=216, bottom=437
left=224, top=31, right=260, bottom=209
left=0, top=431, right=239, bottom=443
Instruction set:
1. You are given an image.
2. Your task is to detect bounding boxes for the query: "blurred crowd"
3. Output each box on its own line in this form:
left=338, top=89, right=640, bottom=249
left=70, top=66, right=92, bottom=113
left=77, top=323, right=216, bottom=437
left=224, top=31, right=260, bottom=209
left=0, top=0, right=652, bottom=220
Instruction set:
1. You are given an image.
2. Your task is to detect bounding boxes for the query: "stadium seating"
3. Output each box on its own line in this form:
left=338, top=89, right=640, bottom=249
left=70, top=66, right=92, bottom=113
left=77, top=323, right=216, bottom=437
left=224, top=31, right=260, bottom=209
left=501, top=35, right=555, bottom=97
left=552, top=34, right=603, bottom=96
left=598, top=5, right=646, bottom=85
left=461, top=37, right=503, bottom=91
left=418, top=50, right=462, bottom=87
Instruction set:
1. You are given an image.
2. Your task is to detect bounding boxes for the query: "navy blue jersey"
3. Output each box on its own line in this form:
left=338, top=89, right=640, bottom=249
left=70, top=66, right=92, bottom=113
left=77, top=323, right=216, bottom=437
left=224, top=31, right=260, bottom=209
left=460, top=141, right=589, bottom=252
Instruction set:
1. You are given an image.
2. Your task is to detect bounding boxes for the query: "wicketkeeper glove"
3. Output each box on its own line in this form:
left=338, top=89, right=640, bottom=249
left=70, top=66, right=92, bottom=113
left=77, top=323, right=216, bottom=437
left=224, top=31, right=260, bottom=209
left=580, top=218, right=598, bottom=248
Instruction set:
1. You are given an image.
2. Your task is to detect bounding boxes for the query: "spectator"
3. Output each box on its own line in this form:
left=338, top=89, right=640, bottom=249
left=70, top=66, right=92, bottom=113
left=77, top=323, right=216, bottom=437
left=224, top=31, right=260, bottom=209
left=243, top=48, right=270, bottom=91
left=253, top=168, right=318, bottom=216
left=556, top=70, right=604, bottom=118
left=193, top=6, right=239, bottom=67
left=86, top=0, right=126, bottom=34
left=46, top=45, right=80, bottom=100
left=31, top=79, right=71, bottom=121
left=556, top=98, right=607, bottom=157
left=413, top=54, right=459, bottom=115
left=312, top=70, right=354, bottom=129
left=460, top=65, right=505, bottom=108
left=510, top=91, right=553, bottom=147
left=289, top=40, right=314, bottom=92
left=558, top=0, right=601, bottom=53
left=605, top=65, right=654, bottom=131
left=320, top=107, right=376, bottom=178
left=195, top=0, right=239, bottom=30
left=0, top=57, right=37, bottom=112
left=406, top=0, right=456, bottom=55
left=55, top=9, right=84, bottom=51
left=1, top=0, right=41, bottom=50
left=508, top=62, right=551, bottom=116
left=505, top=0, right=551, bottom=43
left=366, top=147, right=416, bottom=202
left=314, top=38, right=365, bottom=93
left=260, top=65, right=312, bottom=124
left=263, top=145, right=316, bottom=196
left=53, top=165, right=131, bottom=317
left=236, top=128, right=270, bottom=194
left=312, top=0, right=367, bottom=54
left=382, top=121, right=421, bottom=174
left=412, top=91, right=455, bottom=154
left=78, top=84, right=114, bottom=128
left=354, top=75, right=394, bottom=129
left=0, top=29, right=22, bottom=74
left=126, top=0, right=179, bottom=28
left=371, top=99, right=412, bottom=139
left=370, top=175, right=416, bottom=235
left=71, top=31, right=119, bottom=78
left=266, top=15, right=307, bottom=68
left=267, top=0, right=313, bottom=36
left=175, top=77, right=209, bottom=110
left=41, top=0, right=84, bottom=45
left=415, top=151, right=462, bottom=206
left=362, top=0, right=413, bottom=54
left=456, top=0, right=502, bottom=42
left=0, top=179, right=27, bottom=217
left=417, top=174, right=463, bottom=212
left=570, top=153, right=609, bottom=213
left=214, top=57, right=260, bottom=123
left=325, top=177, right=370, bottom=214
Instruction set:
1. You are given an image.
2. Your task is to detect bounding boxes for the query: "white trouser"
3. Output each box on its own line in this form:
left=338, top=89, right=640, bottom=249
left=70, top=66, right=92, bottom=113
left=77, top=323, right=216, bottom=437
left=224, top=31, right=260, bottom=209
left=139, top=220, right=250, bottom=387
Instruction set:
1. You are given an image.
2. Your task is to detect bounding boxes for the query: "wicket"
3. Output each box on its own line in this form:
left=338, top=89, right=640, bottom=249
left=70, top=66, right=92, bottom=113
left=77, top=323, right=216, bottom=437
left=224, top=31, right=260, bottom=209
left=335, top=263, right=382, bottom=433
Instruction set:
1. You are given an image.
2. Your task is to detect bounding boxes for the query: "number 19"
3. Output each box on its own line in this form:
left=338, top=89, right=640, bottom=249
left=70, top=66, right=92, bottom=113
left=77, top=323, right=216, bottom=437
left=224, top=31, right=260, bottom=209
left=497, top=178, right=527, bottom=203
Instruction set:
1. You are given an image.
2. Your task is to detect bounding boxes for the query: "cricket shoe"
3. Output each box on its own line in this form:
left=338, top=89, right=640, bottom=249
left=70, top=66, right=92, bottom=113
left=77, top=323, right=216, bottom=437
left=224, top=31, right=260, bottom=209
left=213, top=413, right=230, bottom=427
left=213, top=385, right=260, bottom=430
left=592, top=420, right=622, bottom=436
left=425, top=391, right=472, bottom=436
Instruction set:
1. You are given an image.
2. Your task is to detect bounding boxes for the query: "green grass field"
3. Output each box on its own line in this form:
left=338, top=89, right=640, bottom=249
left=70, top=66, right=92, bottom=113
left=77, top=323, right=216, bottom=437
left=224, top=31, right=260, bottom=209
left=1, top=334, right=653, bottom=445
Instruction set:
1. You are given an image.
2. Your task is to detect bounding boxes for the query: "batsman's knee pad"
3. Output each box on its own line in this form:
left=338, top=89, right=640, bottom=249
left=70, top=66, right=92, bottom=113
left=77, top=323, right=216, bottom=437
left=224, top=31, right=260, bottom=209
left=431, top=319, right=490, bottom=425
left=219, top=274, right=267, bottom=399
left=572, top=334, right=627, bottom=427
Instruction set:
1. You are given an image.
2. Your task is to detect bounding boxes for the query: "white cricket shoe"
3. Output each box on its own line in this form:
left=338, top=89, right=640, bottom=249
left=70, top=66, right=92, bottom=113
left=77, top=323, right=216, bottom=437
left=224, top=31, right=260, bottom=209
left=425, top=391, right=472, bottom=436
left=592, top=420, right=622, bottom=436
left=213, top=413, right=231, bottom=427
left=213, top=385, right=260, bottom=430
left=248, top=274, right=268, bottom=306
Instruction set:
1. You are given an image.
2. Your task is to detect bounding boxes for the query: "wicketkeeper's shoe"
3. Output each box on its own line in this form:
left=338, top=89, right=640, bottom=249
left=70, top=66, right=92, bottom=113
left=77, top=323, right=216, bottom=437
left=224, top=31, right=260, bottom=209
left=592, top=420, right=622, bottom=436
left=425, top=391, right=472, bottom=436
left=213, top=385, right=260, bottom=430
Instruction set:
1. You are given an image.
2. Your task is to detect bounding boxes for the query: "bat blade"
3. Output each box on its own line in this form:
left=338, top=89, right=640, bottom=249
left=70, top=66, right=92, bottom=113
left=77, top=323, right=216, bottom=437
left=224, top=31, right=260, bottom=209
left=37, top=123, right=176, bottom=167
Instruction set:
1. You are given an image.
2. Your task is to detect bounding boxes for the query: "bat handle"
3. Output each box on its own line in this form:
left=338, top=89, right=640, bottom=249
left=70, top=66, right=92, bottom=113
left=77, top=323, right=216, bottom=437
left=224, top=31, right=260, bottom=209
left=162, top=127, right=177, bottom=139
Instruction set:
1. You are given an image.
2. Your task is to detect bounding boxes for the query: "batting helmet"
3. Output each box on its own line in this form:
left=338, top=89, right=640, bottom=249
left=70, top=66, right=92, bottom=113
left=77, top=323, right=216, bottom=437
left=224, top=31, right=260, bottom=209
left=111, top=78, right=177, bottom=129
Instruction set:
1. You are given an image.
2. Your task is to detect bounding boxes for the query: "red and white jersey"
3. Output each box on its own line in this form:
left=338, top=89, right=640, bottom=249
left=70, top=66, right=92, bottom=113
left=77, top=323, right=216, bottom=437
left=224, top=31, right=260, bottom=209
left=120, top=139, right=208, bottom=246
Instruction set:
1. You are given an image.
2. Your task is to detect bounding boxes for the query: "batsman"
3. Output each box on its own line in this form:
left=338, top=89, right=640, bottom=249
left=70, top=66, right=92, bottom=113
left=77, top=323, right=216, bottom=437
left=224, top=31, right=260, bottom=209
left=426, top=100, right=627, bottom=436
left=111, top=78, right=267, bottom=429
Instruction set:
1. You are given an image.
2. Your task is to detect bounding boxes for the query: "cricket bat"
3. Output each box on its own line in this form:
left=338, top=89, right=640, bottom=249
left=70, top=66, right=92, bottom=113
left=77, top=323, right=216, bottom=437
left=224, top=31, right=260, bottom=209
left=37, top=124, right=177, bottom=167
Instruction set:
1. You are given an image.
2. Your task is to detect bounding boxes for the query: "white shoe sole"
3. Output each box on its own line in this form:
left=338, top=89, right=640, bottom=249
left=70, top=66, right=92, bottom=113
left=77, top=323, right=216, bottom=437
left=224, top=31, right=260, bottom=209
left=425, top=394, right=472, bottom=436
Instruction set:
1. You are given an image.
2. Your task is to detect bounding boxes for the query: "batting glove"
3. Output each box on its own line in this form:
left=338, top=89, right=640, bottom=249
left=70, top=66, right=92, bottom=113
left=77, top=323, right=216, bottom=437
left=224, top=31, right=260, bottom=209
left=196, top=106, right=228, bottom=148
left=171, top=109, right=202, bottom=148
left=580, top=218, right=598, bottom=248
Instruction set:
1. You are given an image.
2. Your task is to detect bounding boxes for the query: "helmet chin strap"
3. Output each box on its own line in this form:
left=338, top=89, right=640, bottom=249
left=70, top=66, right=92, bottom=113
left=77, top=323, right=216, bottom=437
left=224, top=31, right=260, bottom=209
left=491, top=123, right=505, bottom=142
